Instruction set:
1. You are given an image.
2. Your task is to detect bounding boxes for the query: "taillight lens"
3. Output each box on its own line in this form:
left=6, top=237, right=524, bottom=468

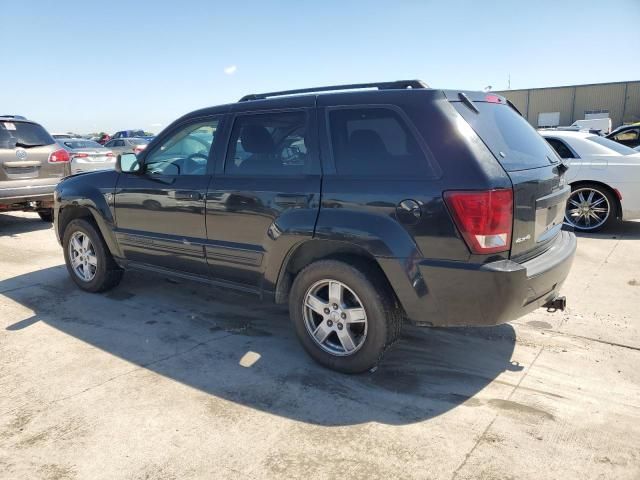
left=48, top=149, right=70, bottom=163
left=106, top=152, right=114, bottom=157
left=444, top=189, right=513, bottom=254
left=72, top=153, right=88, bottom=158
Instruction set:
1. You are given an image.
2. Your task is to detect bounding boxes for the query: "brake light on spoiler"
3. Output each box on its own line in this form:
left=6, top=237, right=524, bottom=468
left=444, top=189, right=513, bottom=254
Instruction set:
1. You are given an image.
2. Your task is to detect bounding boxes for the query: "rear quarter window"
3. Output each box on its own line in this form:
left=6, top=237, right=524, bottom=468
left=0, top=121, right=55, bottom=149
left=453, top=102, right=559, bottom=171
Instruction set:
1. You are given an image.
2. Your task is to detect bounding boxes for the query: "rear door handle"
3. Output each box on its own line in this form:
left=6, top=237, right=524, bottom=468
left=274, top=194, right=309, bottom=207
left=174, top=191, right=201, bottom=201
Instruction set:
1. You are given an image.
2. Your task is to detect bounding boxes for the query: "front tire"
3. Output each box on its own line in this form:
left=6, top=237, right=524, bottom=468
left=289, top=260, right=402, bottom=373
left=565, top=184, right=617, bottom=232
left=62, top=218, right=123, bottom=292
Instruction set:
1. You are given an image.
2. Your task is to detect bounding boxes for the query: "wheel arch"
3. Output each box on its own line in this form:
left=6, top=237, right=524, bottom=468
left=274, top=239, right=404, bottom=315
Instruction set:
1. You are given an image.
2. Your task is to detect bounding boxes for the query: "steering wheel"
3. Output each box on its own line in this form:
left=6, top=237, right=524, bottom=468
left=184, top=152, right=208, bottom=175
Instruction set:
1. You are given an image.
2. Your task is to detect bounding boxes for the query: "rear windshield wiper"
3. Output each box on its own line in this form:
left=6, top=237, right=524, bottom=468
left=14, top=141, right=46, bottom=148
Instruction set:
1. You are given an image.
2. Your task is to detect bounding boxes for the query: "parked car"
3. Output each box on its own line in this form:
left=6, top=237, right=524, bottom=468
left=1, top=115, right=70, bottom=221
left=52, top=133, right=75, bottom=140
left=103, top=137, right=148, bottom=156
left=54, top=81, right=575, bottom=373
left=56, top=138, right=115, bottom=175
left=606, top=124, right=640, bottom=148
left=112, top=130, right=155, bottom=142
left=540, top=130, right=640, bottom=231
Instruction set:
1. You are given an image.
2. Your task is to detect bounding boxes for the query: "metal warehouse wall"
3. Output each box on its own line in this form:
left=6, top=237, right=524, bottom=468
left=496, top=81, right=640, bottom=129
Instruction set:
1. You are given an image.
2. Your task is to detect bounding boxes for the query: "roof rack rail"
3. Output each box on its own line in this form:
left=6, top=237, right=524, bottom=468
left=238, top=79, right=428, bottom=102
left=0, top=115, right=27, bottom=120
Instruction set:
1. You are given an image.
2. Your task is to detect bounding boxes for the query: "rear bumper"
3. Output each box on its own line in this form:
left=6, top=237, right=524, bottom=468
left=384, top=231, right=576, bottom=327
left=0, top=183, right=58, bottom=205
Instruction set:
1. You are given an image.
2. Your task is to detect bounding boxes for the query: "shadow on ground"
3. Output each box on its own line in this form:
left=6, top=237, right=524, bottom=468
left=0, top=212, right=52, bottom=236
left=2, top=265, right=521, bottom=426
left=574, top=219, right=640, bottom=241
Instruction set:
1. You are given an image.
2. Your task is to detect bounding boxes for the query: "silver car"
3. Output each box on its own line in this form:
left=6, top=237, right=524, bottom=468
left=57, top=138, right=116, bottom=174
left=103, top=138, right=148, bottom=156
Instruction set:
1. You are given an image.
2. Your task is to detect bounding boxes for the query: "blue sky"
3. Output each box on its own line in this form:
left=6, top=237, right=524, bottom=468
left=3, top=0, right=639, bottom=133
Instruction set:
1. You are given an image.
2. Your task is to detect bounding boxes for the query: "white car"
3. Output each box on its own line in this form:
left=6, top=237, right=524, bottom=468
left=539, top=130, right=640, bottom=232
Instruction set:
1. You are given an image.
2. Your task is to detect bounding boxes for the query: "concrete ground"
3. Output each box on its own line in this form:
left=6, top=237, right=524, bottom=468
left=1, top=211, right=639, bottom=480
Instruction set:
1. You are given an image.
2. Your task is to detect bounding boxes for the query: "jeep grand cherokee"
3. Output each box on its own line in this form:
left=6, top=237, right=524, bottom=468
left=54, top=81, right=576, bottom=373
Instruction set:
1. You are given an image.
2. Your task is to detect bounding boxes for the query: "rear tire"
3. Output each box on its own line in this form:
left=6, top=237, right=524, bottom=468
left=62, top=218, right=123, bottom=292
left=565, top=183, right=617, bottom=232
left=289, top=260, right=402, bottom=374
left=38, top=209, right=53, bottom=222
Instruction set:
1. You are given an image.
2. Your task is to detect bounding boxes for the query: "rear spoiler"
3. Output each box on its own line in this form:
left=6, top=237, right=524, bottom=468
left=443, top=90, right=522, bottom=116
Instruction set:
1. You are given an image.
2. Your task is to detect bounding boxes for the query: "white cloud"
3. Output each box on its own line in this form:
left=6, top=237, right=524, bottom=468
left=224, top=65, right=237, bottom=75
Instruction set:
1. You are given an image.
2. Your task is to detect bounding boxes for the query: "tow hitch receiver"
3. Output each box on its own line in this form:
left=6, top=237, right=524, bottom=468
left=544, top=296, right=566, bottom=312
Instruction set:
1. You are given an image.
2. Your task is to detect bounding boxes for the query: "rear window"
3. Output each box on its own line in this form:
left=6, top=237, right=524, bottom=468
left=453, top=102, right=559, bottom=171
left=328, top=107, right=435, bottom=177
left=586, top=136, right=637, bottom=155
left=63, top=140, right=103, bottom=149
left=0, top=121, right=55, bottom=149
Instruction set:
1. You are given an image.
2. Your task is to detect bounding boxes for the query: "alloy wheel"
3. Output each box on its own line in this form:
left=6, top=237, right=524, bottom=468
left=565, top=187, right=610, bottom=231
left=68, top=231, right=98, bottom=282
left=303, top=279, right=368, bottom=356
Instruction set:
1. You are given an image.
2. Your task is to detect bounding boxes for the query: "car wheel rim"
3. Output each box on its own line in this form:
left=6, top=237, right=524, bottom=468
left=68, top=231, right=97, bottom=282
left=565, top=187, right=610, bottom=231
left=302, top=279, right=368, bottom=356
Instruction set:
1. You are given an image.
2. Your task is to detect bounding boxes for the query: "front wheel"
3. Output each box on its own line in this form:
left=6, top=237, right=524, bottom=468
left=289, top=260, right=402, bottom=373
left=62, top=218, right=124, bottom=292
left=565, top=184, right=617, bottom=232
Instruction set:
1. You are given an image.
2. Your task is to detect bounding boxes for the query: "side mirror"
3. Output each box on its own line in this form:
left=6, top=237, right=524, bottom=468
left=116, top=153, right=141, bottom=173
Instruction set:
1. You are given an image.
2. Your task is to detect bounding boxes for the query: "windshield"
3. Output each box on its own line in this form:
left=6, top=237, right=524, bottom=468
left=0, top=121, right=55, bottom=149
left=453, top=102, right=559, bottom=171
left=63, top=140, right=103, bottom=149
left=586, top=136, right=637, bottom=155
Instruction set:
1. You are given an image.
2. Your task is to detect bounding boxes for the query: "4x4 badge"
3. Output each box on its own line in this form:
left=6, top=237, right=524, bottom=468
left=15, top=148, right=27, bottom=160
left=515, top=234, right=531, bottom=244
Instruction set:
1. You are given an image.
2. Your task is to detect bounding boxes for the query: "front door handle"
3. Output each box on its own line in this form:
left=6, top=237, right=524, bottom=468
left=174, top=191, right=201, bottom=201
left=274, top=194, right=309, bottom=208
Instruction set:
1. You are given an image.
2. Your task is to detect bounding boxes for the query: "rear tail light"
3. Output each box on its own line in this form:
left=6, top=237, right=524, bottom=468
left=72, top=153, right=89, bottom=158
left=48, top=149, right=70, bottom=163
left=133, top=145, right=146, bottom=154
left=444, top=189, right=513, bottom=254
left=106, top=152, right=114, bottom=157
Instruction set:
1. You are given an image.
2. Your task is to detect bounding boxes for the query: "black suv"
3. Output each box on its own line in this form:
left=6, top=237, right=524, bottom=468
left=54, top=81, right=576, bottom=373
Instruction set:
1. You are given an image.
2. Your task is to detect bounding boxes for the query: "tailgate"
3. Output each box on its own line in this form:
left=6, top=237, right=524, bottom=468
left=0, top=120, right=64, bottom=184
left=451, top=93, right=569, bottom=259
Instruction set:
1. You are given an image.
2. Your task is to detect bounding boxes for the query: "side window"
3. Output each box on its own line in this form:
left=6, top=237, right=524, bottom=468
left=614, top=129, right=639, bottom=142
left=115, top=140, right=125, bottom=147
left=144, top=119, right=218, bottom=176
left=545, top=138, right=575, bottom=159
left=328, top=107, right=433, bottom=177
left=225, top=111, right=309, bottom=175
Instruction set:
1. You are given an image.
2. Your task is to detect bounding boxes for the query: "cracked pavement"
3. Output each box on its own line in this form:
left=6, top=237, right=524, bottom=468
left=1, top=212, right=639, bottom=479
